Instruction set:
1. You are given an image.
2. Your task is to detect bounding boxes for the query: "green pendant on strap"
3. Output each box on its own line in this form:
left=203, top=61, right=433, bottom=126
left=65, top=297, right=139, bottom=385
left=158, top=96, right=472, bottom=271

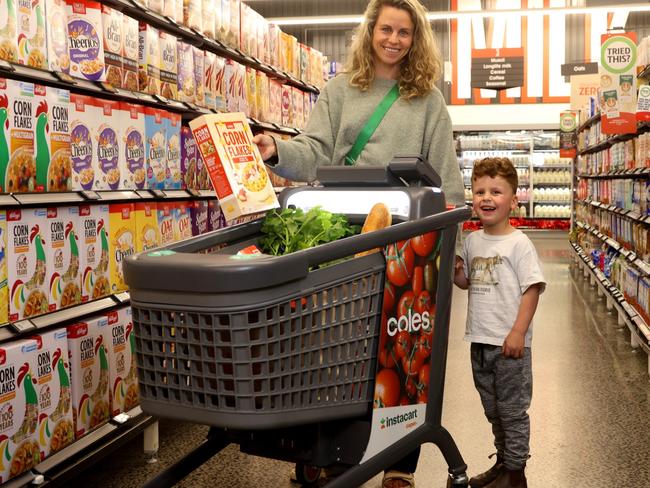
left=344, top=83, right=400, bottom=166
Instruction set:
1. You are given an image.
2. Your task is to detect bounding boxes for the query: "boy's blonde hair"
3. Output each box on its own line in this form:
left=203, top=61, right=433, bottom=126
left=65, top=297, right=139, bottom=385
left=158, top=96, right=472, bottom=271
left=472, top=157, right=518, bottom=194
left=344, top=0, right=442, bottom=99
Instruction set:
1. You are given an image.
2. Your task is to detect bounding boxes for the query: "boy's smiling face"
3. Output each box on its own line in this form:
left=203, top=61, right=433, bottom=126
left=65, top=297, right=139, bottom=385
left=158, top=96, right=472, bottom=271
left=472, top=174, right=517, bottom=235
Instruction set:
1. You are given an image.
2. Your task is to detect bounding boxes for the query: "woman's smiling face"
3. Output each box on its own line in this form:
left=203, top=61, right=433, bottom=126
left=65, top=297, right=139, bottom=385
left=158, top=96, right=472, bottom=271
left=371, top=6, right=414, bottom=78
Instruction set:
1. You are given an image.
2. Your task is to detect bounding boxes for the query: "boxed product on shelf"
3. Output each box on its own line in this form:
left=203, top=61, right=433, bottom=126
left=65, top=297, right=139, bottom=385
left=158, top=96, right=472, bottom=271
left=33, top=329, right=74, bottom=459
left=224, top=58, right=238, bottom=112
left=108, top=203, right=135, bottom=294
left=17, top=0, right=46, bottom=69
left=183, top=0, right=202, bottom=33
left=213, top=54, right=226, bottom=112
left=94, top=99, right=121, bottom=191
left=269, top=78, right=282, bottom=125
left=236, top=63, right=247, bottom=113
left=104, top=307, right=139, bottom=416
left=0, top=338, right=41, bottom=484
left=33, top=84, right=72, bottom=192
left=8, top=208, right=49, bottom=321
left=190, top=199, right=208, bottom=236
left=134, top=201, right=160, bottom=252
left=70, top=93, right=97, bottom=191
left=292, top=87, right=304, bottom=129
left=207, top=199, right=223, bottom=231
left=239, top=2, right=253, bottom=57
left=120, top=102, right=146, bottom=190
left=204, top=51, right=217, bottom=110
left=122, top=15, right=139, bottom=91
left=78, top=203, right=110, bottom=302
left=0, top=210, right=5, bottom=324
left=163, top=0, right=182, bottom=24
left=45, top=0, right=70, bottom=73
left=174, top=200, right=192, bottom=241
left=246, top=67, right=257, bottom=119
left=281, top=84, right=293, bottom=127
left=228, top=0, right=240, bottom=49
left=46, top=206, right=81, bottom=311
left=66, top=0, right=106, bottom=81
left=268, top=22, right=280, bottom=68
left=165, top=111, right=182, bottom=189
left=193, top=47, right=205, bottom=107
left=202, top=0, right=215, bottom=39
left=138, top=23, right=160, bottom=95
left=66, top=317, right=110, bottom=439
left=0, top=0, right=17, bottom=63
left=256, top=71, right=269, bottom=122
left=148, top=0, right=163, bottom=15
left=159, top=31, right=178, bottom=100
left=218, top=0, right=229, bottom=44
left=157, top=201, right=174, bottom=245
left=279, top=31, right=292, bottom=75
left=144, top=106, right=167, bottom=189
left=303, top=91, right=312, bottom=125
left=196, top=152, right=210, bottom=189
left=176, top=41, right=195, bottom=103
left=637, top=277, right=650, bottom=324
left=101, top=5, right=123, bottom=88
left=180, top=125, right=196, bottom=189
left=299, top=44, right=310, bottom=83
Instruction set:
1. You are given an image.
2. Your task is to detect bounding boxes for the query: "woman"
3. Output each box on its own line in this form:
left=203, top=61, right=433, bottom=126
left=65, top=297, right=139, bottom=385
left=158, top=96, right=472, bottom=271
left=255, top=1, right=463, bottom=487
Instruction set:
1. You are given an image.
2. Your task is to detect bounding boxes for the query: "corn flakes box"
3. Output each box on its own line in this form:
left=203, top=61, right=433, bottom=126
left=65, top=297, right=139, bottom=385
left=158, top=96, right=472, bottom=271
left=165, top=112, right=181, bottom=189
left=174, top=201, right=192, bottom=241
left=190, top=199, right=208, bottom=236
left=156, top=201, right=174, bottom=245
left=94, top=99, right=121, bottom=191
left=122, top=15, right=138, bottom=91
left=245, top=67, right=257, bottom=119
left=7, top=208, right=48, bottom=321
left=16, top=0, right=46, bottom=68
left=134, top=201, right=159, bottom=253
left=70, top=93, right=96, bottom=191
left=176, top=41, right=195, bottom=103
left=138, top=23, right=160, bottom=95
left=0, top=0, right=17, bottom=63
left=33, top=85, right=72, bottom=193
left=159, top=31, right=177, bottom=100
left=120, top=102, right=145, bottom=190
left=108, top=203, right=135, bottom=293
left=0, top=210, right=6, bottom=325
left=180, top=126, right=195, bottom=190
left=32, top=329, right=74, bottom=459
left=214, top=55, right=226, bottom=112
left=281, top=84, right=293, bottom=127
left=193, top=48, right=205, bottom=107
left=269, top=78, right=282, bottom=125
left=144, top=107, right=166, bottom=190
left=78, top=203, right=110, bottom=302
left=0, top=338, right=41, bottom=483
left=45, top=206, right=81, bottom=312
left=189, top=113, right=279, bottom=221
left=66, top=317, right=110, bottom=439
left=207, top=199, right=222, bottom=232
left=45, top=0, right=70, bottom=73
left=101, top=5, right=123, bottom=88
left=66, top=0, right=106, bottom=81
left=104, top=307, right=138, bottom=416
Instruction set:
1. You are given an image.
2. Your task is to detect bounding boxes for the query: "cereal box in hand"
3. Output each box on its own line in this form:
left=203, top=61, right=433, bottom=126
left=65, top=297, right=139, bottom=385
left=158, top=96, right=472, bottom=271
left=173, top=201, right=192, bottom=241
left=69, top=94, right=96, bottom=191
left=190, top=199, right=208, bottom=236
left=138, top=23, right=160, bottom=95
left=0, top=210, right=6, bottom=325
left=45, top=0, right=70, bottom=73
left=180, top=126, right=196, bottom=189
left=108, top=203, right=135, bottom=294
left=120, top=102, right=146, bottom=190
left=66, top=0, right=106, bottom=81
left=101, top=5, right=123, bottom=88
left=122, top=15, right=139, bottom=91
left=193, top=47, right=205, bottom=107
left=176, top=41, right=195, bottom=103
left=78, top=203, right=110, bottom=302
left=0, top=0, right=17, bottom=63
left=7, top=208, right=49, bottom=321
left=145, top=107, right=166, bottom=189
left=104, top=307, right=139, bottom=416
left=157, top=201, right=174, bottom=245
left=66, top=317, right=110, bottom=439
left=17, top=0, right=46, bottom=68
left=165, top=111, right=181, bottom=189
left=94, top=99, right=121, bottom=191
left=159, top=31, right=178, bottom=100
left=45, top=206, right=81, bottom=312
left=134, top=201, right=159, bottom=253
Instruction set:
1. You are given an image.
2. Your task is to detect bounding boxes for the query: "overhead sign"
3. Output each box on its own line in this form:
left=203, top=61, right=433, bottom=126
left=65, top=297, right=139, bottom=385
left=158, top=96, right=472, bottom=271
left=636, top=85, right=650, bottom=122
left=559, top=111, right=578, bottom=159
left=600, top=32, right=637, bottom=134
left=471, top=48, right=524, bottom=90
left=570, top=73, right=600, bottom=110
left=561, top=62, right=598, bottom=76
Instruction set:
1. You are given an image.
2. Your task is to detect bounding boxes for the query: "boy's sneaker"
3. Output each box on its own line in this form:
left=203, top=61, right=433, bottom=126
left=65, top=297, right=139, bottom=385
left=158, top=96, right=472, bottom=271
left=469, top=454, right=505, bottom=487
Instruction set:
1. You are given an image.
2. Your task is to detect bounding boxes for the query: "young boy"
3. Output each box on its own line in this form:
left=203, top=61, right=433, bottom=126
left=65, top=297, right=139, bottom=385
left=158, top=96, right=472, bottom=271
left=454, top=157, right=546, bottom=488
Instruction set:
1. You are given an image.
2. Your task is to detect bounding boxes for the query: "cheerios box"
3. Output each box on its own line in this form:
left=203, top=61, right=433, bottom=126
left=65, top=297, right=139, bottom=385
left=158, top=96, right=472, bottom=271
left=156, top=201, right=174, bottom=246
left=70, top=94, right=97, bottom=191
left=94, top=99, right=121, bottom=191
left=66, top=0, right=106, bottom=82
left=0, top=338, right=41, bottom=484
left=34, top=85, right=72, bottom=192
left=32, top=329, right=74, bottom=459
left=104, top=307, right=139, bottom=416
left=78, top=204, right=110, bottom=302
left=120, top=102, right=146, bottom=190
left=7, top=208, right=49, bottom=322
left=145, top=107, right=167, bottom=190
left=45, top=206, right=81, bottom=312
left=134, top=201, right=160, bottom=252
left=17, top=0, right=47, bottom=69
left=45, top=0, right=70, bottom=74
left=189, top=112, right=279, bottom=221
left=0, top=210, right=7, bottom=325
left=0, top=0, right=17, bottom=64
left=66, top=317, right=110, bottom=439
left=108, top=203, right=135, bottom=294
left=165, top=112, right=181, bottom=189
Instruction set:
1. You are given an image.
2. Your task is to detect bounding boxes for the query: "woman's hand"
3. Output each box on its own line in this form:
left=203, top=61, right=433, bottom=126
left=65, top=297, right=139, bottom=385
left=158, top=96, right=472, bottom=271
left=252, top=134, right=277, bottom=161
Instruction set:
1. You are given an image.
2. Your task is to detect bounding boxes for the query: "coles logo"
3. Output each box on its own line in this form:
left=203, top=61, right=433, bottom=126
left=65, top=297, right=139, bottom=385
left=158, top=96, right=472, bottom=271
left=387, top=309, right=431, bottom=337
left=0, top=349, right=5, bottom=366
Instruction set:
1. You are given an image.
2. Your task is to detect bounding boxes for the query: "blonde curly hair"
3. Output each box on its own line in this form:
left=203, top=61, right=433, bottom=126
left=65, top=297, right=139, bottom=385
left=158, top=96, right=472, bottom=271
left=345, top=0, right=442, bottom=99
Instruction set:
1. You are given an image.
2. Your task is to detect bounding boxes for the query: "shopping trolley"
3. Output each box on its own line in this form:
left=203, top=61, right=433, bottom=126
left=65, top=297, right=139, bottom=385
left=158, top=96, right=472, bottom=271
left=124, top=157, right=472, bottom=487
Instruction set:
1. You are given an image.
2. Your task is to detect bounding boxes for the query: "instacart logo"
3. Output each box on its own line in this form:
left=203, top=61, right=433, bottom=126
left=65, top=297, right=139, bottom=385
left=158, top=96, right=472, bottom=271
left=380, top=409, right=418, bottom=429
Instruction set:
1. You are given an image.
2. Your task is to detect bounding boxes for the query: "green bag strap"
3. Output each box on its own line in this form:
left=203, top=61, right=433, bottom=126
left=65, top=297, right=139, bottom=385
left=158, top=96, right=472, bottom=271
left=345, top=83, right=400, bottom=166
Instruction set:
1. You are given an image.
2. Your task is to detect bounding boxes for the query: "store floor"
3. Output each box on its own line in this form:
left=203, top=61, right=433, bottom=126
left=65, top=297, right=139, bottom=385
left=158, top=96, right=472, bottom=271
left=69, top=232, right=650, bottom=488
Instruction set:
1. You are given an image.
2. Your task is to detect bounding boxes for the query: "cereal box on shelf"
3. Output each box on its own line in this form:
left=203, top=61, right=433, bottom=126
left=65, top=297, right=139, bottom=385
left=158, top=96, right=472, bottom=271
left=32, top=329, right=74, bottom=459
left=101, top=5, right=123, bottom=88
left=122, top=15, right=139, bottom=91
left=7, top=208, right=48, bottom=321
left=299, top=44, right=310, bottom=83
left=254, top=10, right=265, bottom=62
left=0, top=0, right=17, bottom=63
left=108, top=203, right=135, bottom=294
left=269, top=78, right=282, bottom=125
left=202, top=0, right=215, bottom=39
left=0, top=338, right=41, bottom=483
left=303, top=91, right=312, bottom=125
left=190, top=199, right=208, bottom=236
left=193, top=47, right=205, bottom=107
left=94, top=99, right=121, bottom=191
left=214, top=55, right=226, bottom=112
left=236, top=63, right=247, bottom=114
left=268, top=23, right=280, bottom=69
left=196, top=150, right=210, bottom=189
left=78, top=203, right=110, bottom=302
left=245, top=67, right=257, bottom=119
left=120, top=102, right=146, bottom=190
left=256, top=71, right=269, bottom=123
left=180, top=126, right=196, bottom=189
left=33, top=84, right=72, bottom=193
left=163, top=0, right=181, bottom=24
left=0, top=210, right=6, bottom=324
left=183, top=0, right=202, bottom=33
left=218, top=0, right=229, bottom=43
left=134, top=201, right=159, bottom=253
left=238, top=1, right=250, bottom=56
left=189, top=112, right=279, bottom=221
left=17, top=0, right=46, bottom=69
left=157, top=201, right=174, bottom=245
left=145, top=107, right=167, bottom=189
left=280, top=31, right=292, bottom=74
left=174, top=201, right=192, bottom=241
left=148, top=0, right=163, bottom=14
left=204, top=51, right=216, bottom=110
left=224, top=58, right=238, bottom=113
left=104, top=307, right=138, bottom=416
left=176, top=41, right=195, bottom=103
left=45, top=0, right=70, bottom=73
left=45, top=206, right=81, bottom=312
left=66, top=0, right=106, bottom=81
left=70, top=93, right=96, bottom=191
left=165, top=111, right=181, bottom=189
left=228, top=0, right=240, bottom=49
left=159, top=31, right=178, bottom=100
left=66, top=317, right=110, bottom=439
left=281, top=84, right=293, bottom=127
left=207, top=199, right=222, bottom=231
left=138, top=23, right=160, bottom=95
left=293, top=87, right=304, bottom=129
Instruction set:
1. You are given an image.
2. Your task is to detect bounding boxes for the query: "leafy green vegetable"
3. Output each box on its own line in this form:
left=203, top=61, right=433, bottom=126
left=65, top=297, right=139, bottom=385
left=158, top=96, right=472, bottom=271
left=259, top=206, right=360, bottom=256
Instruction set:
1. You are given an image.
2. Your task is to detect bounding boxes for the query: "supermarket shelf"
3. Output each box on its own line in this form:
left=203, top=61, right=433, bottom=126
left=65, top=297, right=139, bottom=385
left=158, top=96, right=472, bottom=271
left=577, top=112, right=602, bottom=134
left=578, top=123, right=650, bottom=156
left=532, top=200, right=571, bottom=204
left=580, top=199, right=650, bottom=225
left=532, top=165, right=573, bottom=170
left=530, top=183, right=571, bottom=187
left=576, top=167, right=650, bottom=179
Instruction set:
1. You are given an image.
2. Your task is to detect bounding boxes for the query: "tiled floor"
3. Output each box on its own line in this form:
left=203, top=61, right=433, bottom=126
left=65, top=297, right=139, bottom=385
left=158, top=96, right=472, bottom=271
left=68, top=232, right=650, bottom=488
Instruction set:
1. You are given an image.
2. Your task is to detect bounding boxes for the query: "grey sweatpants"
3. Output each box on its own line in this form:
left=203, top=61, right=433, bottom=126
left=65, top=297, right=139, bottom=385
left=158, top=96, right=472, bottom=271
left=470, top=343, right=532, bottom=470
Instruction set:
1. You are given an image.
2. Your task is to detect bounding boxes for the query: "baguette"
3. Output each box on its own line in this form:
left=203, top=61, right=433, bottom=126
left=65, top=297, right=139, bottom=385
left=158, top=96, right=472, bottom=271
left=355, top=203, right=392, bottom=257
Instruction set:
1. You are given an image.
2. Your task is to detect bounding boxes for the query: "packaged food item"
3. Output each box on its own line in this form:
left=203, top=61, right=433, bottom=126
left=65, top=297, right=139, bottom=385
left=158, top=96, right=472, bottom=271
left=45, top=0, right=70, bottom=73
left=190, top=199, right=208, bottom=236
left=281, top=84, right=293, bottom=127
left=121, top=15, right=139, bottom=91
left=214, top=0, right=223, bottom=42
left=228, top=0, right=240, bottom=49
left=193, top=47, right=205, bottom=107
left=196, top=146, right=210, bottom=190
left=214, top=55, right=227, bottom=112
left=183, top=0, right=201, bottom=32
left=207, top=199, right=223, bottom=231
left=225, top=58, right=238, bottom=113
left=303, top=91, right=312, bottom=124
left=0, top=211, right=5, bottom=324
left=108, top=203, right=135, bottom=293
left=218, top=0, right=229, bottom=43
left=165, top=111, right=181, bottom=189
left=46, top=206, right=81, bottom=311
left=101, top=5, right=123, bottom=88
left=269, top=78, right=282, bottom=125
left=138, top=23, right=160, bottom=95
left=7, top=208, right=49, bottom=321
left=204, top=51, right=216, bottom=110
left=189, top=112, right=279, bottom=221
left=144, top=107, right=167, bottom=189
left=66, top=317, right=111, bottom=439
left=239, top=1, right=250, bottom=56
left=17, top=0, right=46, bottom=68
left=78, top=203, right=110, bottom=302
left=256, top=71, right=269, bottom=123
left=300, top=44, right=310, bottom=83
left=94, top=99, right=121, bottom=191
left=163, top=0, right=182, bottom=24
left=268, top=23, right=280, bottom=69
left=148, top=0, right=163, bottom=14
left=156, top=201, right=174, bottom=245
left=280, top=31, right=293, bottom=74
left=69, top=93, right=96, bottom=191
left=159, top=31, right=178, bottom=100
left=245, top=67, right=257, bottom=119
left=66, top=0, right=106, bottom=81
left=292, top=87, right=304, bottom=129
left=173, top=201, right=192, bottom=241
left=0, top=0, right=17, bottom=63
left=176, top=41, right=195, bottom=103
left=120, top=102, right=146, bottom=190
left=104, top=307, right=139, bottom=415
left=33, top=85, right=71, bottom=193
left=202, top=0, right=215, bottom=39
left=134, top=201, right=159, bottom=252
left=180, top=126, right=195, bottom=189
left=32, top=329, right=75, bottom=459
left=257, top=12, right=268, bottom=64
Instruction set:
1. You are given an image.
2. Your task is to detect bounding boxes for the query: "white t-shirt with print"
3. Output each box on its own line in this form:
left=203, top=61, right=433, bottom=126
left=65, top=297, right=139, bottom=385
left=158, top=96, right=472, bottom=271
left=461, top=229, right=546, bottom=348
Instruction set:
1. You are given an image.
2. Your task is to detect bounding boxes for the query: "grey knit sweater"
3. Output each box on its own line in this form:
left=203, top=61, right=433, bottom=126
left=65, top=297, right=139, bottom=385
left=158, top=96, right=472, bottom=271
left=271, top=74, right=464, bottom=208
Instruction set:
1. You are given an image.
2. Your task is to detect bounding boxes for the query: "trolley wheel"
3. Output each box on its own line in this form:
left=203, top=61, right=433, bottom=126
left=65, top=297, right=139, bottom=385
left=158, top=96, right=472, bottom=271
left=294, top=462, right=322, bottom=486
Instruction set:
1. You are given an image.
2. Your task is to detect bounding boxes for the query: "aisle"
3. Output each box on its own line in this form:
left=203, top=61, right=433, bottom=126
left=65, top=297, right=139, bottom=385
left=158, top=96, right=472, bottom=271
left=69, top=232, right=650, bottom=488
